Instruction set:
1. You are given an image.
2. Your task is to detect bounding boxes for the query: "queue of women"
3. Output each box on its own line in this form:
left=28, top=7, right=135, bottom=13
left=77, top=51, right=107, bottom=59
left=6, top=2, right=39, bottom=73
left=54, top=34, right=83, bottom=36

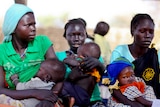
left=0, top=3, right=160, bottom=107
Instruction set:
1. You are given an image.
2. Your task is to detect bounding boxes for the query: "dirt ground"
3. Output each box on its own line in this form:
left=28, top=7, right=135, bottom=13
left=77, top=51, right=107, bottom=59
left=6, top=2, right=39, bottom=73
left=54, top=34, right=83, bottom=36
left=0, top=27, right=160, bottom=52
left=36, top=27, right=132, bottom=52
left=36, top=27, right=160, bottom=52
left=0, top=27, right=69, bottom=52
left=0, top=26, right=96, bottom=52
left=37, top=27, right=69, bottom=52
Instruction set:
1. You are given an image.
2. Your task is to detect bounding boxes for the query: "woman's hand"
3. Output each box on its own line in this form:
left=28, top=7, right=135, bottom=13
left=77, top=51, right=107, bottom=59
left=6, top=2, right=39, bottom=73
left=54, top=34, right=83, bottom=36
left=33, top=89, right=58, bottom=103
left=80, top=57, right=105, bottom=74
left=36, top=100, right=54, bottom=107
left=81, top=57, right=100, bottom=69
left=112, top=89, right=144, bottom=107
left=63, top=55, right=79, bottom=67
left=36, top=97, right=75, bottom=107
left=36, top=100, right=65, bottom=107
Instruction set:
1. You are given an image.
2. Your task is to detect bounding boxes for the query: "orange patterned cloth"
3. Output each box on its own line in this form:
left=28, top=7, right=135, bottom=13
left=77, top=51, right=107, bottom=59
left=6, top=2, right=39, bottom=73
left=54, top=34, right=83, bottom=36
left=0, top=104, right=14, bottom=107
left=120, top=81, right=145, bottom=93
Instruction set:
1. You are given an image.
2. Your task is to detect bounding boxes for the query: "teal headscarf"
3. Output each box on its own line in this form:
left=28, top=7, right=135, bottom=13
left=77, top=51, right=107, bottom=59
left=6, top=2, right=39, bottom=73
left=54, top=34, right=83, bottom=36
left=2, top=4, right=33, bottom=42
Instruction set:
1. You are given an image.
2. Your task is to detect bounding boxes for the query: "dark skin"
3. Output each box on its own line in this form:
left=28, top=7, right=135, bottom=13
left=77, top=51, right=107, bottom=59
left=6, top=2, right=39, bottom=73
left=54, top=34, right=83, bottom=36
left=10, top=59, right=65, bottom=94
left=63, top=23, right=105, bottom=106
left=67, top=43, right=102, bottom=96
left=112, top=90, right=144, bottom=107
left=112, top=19, right=154, bottom=107
left=0, top=13, right=57, bottom=107
left=65, top=24, right=87, bottom=54
left=10, top=59, right=69, bottom=107
left=118, top=67, right=152, bottom=107
left=64, top=23, right=105, bottom=72
left=129, top=19, right=154, bottom=59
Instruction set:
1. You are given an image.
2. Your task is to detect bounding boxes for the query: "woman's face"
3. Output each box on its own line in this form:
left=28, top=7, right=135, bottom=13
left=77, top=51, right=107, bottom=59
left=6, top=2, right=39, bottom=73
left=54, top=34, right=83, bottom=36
left=14, top=12, right=36, bottom=42
left=132, top=19, right=154, bottom=48
left=118, top=66, right=136, bottom=86
left=65, top=24, right=87, bottom=50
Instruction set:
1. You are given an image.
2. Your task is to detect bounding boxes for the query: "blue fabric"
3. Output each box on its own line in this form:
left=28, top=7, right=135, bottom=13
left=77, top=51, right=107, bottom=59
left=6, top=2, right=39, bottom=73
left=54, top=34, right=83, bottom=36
left=62, top=81, right=90, bottom=106
left=107, top=57, right=134, bottom=85
left=102, top=99, right=108, bottom=107
left=2, top=4, right=33, bottom=42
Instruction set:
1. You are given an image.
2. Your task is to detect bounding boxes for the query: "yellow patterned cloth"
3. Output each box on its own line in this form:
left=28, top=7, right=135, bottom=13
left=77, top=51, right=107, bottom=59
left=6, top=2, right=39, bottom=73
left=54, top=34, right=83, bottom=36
left=0, top=94, right=24, bottom=107
left=78, top=56, right=101, bottom=82
left=87, top=68, right=101, bottom=82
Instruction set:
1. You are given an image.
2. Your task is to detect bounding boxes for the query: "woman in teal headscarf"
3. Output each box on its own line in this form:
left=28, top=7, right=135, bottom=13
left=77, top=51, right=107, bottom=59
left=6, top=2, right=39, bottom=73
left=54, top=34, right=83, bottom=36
left=0, top=3, right=58, bottom=107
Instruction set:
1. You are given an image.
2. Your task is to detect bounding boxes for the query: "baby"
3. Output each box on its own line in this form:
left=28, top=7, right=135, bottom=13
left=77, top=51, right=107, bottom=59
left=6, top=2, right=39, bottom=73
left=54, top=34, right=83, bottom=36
left=105, top=57, right=160, bottom=107
left=63, top=42, right=103, bottom=106
left=0, top=58, right=66, bottom=107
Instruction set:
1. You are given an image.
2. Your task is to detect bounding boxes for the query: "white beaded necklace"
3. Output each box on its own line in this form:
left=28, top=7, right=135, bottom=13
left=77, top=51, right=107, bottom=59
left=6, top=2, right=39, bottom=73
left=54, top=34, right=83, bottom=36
left=20, top=48, right=27, bottom=58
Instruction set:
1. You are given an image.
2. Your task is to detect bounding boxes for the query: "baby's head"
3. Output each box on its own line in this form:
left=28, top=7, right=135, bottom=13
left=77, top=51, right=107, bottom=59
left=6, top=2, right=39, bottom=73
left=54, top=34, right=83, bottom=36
left=94, top=21, right=110, bottom=36
left=107, top=57, right=135, bottom=86
left=37, top=58, right=66, bottom=83
left=77, top=42, right=101, bottom=59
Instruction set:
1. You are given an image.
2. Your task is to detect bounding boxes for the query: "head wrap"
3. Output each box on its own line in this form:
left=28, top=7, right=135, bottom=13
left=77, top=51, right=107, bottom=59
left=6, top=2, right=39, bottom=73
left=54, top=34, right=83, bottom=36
left=2, top=4, right=33, bottom=42
left=107, top=57, right=135, bottom=85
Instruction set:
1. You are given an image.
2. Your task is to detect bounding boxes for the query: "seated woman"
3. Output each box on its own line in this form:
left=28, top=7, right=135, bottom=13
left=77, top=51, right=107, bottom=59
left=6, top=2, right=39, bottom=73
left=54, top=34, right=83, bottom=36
left=105, top=57, right=160, bottom=107
left=0, top=3, right=61, bottom=107
left=0, top=58, right=66, bottom=107
left=110, top=13, right=160, bottom=106
left=56, top=18, right=106, bottom=107
left=63, top=42, right=102, bottom=106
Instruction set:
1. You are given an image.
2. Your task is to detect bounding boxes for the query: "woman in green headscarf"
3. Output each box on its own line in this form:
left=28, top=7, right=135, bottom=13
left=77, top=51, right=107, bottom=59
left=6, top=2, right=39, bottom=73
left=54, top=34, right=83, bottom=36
left=0, top=3, right=58, bottom=107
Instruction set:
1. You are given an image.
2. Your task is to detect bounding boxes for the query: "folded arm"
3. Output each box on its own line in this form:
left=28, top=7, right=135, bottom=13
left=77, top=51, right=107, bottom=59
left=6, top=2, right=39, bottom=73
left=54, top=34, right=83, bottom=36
left=0, top=66, right=58, bottom=105
left=112, top=89, right=144, bottom=107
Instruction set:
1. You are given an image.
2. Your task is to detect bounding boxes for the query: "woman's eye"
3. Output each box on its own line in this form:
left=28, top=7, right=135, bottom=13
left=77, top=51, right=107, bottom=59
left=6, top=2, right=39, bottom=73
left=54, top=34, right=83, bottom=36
left=139, top=29, right=145, bottom=33
left=149, top=30, right=154, bottom=34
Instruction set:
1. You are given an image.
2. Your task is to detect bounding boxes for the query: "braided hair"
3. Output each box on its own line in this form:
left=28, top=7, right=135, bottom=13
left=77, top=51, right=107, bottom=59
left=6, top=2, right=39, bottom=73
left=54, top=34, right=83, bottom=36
left=63, top=18, right=87, bottom=37
left=130, top=13, right=154, bottom=36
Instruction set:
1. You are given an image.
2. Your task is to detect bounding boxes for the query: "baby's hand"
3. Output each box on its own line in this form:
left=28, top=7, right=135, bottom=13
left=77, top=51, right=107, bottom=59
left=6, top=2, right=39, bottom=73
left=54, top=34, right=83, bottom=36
left=10, top=74, right=19, bottom=81
left=10, top=74, right=19, bottom=85
left=63, top=57, right=79, bottom=67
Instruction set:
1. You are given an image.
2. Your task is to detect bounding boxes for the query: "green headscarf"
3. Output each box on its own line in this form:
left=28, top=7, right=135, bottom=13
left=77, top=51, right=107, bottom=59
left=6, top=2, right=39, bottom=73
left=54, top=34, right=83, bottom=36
left=2, top=3, right=33, bottom=42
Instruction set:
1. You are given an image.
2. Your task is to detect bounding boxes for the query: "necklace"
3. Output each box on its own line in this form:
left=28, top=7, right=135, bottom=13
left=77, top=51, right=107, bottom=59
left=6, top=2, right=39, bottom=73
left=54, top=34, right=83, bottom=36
left=20, top=48, right=27, bottom=58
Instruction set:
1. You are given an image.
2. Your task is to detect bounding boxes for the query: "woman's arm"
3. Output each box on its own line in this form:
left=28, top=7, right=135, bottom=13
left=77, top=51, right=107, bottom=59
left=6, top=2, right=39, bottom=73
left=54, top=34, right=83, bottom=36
left=0, top=66, right=58, bottom=102
left=52, top=81, right=64, bottom=95
left=135, top=96, right=152, bottom=107
left=45, top=46, right=57, bottom=59
left=63, top=57, right=79, bottom=67
left=112, top=89, right=144, bottom=107
left=82, top=57, right=105, bottom=75
left=0, top=66, right=33, bottom=99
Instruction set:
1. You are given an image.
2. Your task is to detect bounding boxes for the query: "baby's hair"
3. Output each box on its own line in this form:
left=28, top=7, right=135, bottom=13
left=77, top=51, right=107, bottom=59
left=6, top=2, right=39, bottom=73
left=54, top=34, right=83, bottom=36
left=94, top=21, right=110, bottom=36
left=77, top=42, right=101, bottom=59
left=130, top=13, right=154, bottom=36
left=63, top=18, right=86, bottom=37
left=41, top=58, right=66, bottom=82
